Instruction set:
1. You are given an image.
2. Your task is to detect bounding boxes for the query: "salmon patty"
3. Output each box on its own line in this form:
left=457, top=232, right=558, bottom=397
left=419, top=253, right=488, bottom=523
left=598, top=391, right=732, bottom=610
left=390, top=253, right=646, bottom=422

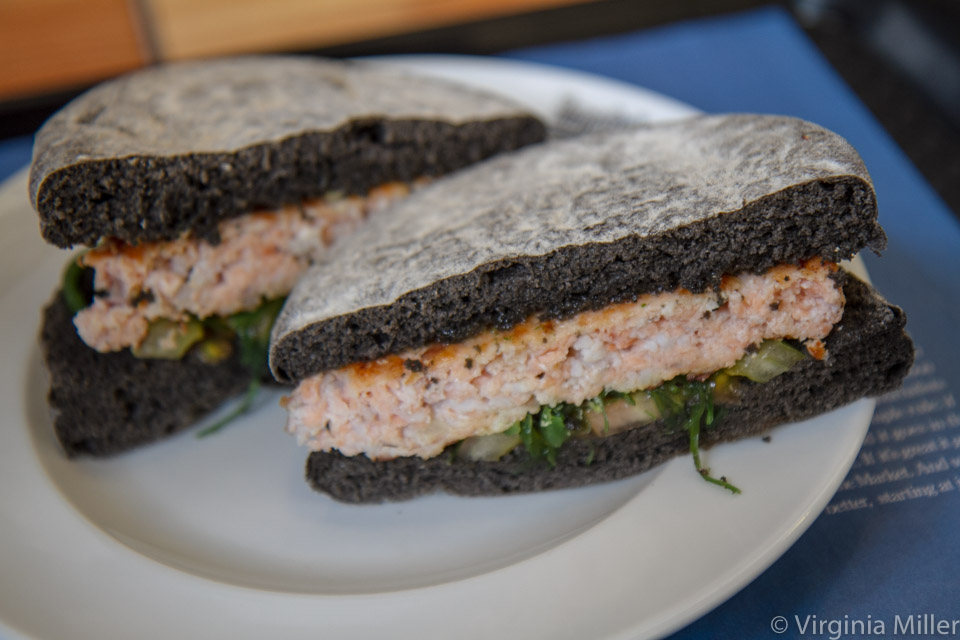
left=283, top=258, right=844, bottom=460
left=74, top=183, right=414, bottom=352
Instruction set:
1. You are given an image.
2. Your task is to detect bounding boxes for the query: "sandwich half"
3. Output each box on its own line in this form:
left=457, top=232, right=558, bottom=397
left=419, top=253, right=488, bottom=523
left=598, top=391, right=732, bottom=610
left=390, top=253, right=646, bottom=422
left=269, top=114, right=914, bottom=503
left=32, top=55, right=546, bottom=456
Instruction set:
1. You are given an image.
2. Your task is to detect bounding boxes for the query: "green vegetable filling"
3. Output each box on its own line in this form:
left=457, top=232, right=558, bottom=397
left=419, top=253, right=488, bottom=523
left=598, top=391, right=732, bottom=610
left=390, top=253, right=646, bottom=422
left=469, top=340, right=808, bottom=493
left=193, top=298, right=285, bottom=437
left=61, top=257, right=93, bottom=314
left=61, top=256, right=284, bottom=437
left=649, top=377, right=740, bottom=494
left=504, top=405, right=575, bottom=467
left=132, top=318, right=206, bottom=360
left=726, top=340, right=806, bottom=383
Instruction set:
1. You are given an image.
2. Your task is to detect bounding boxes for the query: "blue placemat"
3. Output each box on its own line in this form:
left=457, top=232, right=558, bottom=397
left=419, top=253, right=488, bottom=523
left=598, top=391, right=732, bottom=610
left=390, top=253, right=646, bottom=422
left=0, top=136, right=31, bottom=184
left=507, top=6, right=960, bottom=639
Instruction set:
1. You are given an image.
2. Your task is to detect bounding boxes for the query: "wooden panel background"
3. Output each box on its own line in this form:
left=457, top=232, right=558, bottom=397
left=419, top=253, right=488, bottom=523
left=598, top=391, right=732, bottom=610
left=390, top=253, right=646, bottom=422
left=143, top=0, right=593, bottom=59
left=0, top=0, right=148, bottom=99
left=0, top=0, right=594, bottom=101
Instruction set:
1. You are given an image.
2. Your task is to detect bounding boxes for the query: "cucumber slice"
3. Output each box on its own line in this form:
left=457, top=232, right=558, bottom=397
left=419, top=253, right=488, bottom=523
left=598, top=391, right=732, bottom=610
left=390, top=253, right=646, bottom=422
left=455, top=432, right=523, bottom=462
left=726, top=340, right=806, bottom=383
left=132, top=318, right=205, bottom=359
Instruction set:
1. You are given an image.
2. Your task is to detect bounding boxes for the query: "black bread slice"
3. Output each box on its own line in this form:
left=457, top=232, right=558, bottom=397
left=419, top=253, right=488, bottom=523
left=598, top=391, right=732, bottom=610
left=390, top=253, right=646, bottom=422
left=274, top=178, right=881, bottom=381
left=270, top=115, right=885, bottom=383
left=41, top=292, right=256, bottom=456
left=30, top=56, right=546, bottom=248
left=303, top=276, right=914, bottom=503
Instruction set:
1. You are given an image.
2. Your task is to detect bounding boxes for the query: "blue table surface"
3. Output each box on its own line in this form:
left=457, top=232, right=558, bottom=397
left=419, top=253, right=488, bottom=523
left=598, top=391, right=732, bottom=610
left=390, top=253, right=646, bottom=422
left=3, top=7, right=958, bottom=639
left=507, top=7, right=960, bottom=639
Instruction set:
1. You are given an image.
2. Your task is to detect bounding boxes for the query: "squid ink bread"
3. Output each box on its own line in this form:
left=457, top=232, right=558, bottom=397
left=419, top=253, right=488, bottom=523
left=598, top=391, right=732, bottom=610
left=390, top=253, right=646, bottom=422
left=269, top=114, right=914, bottom=502
left=30, top=56, right=546, bottom=248
left=33, top=55, right=546, bottom=456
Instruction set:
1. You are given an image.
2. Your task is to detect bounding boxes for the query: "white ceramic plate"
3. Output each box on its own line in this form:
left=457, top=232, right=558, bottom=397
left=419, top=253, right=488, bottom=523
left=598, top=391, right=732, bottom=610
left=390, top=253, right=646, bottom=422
left=0, top=55, right=872, bottom=640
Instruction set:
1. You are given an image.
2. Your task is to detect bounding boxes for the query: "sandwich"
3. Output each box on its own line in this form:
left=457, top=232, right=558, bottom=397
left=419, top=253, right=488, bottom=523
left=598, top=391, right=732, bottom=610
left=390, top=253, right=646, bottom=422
left=32, top=55, right=546, bottom=456
left=268, top=114, right=914, bottom=503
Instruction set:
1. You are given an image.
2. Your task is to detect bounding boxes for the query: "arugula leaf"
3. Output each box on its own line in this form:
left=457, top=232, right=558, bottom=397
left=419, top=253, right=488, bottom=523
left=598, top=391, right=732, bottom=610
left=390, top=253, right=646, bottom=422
left=540, top=406, right=569, bottom=448
left=514, top=414, right=544, bottom=461
left=648, top=376, right=740, bottom=494
left=223, top=297, right=285, bottom=377
left=195, top=297, right=284, bottom=439
left=195, top=378, right=261, bottom=438
left=503, top=409, right=568, bottom=467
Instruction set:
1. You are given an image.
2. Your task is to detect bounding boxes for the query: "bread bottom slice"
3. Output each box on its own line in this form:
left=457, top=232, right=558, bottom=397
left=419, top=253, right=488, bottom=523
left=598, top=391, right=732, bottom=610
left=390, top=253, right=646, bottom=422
left=41, top=292, right=261, bottom=456
left=304, top=276, right=914, bottom=503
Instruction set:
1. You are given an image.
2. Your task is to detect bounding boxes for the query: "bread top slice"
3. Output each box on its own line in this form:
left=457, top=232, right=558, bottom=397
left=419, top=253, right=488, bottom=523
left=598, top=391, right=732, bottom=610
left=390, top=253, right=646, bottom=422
left=270, top=114, right=885, bottom=383
left=30, top=55, right=546, bottom=248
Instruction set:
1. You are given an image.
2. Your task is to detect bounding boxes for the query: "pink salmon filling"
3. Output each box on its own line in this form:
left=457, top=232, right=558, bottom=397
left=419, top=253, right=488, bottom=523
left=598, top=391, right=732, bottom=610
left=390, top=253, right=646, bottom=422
left=73, top=183, right=414, bottom=352
left=283, top=258, right=844, bottom=460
